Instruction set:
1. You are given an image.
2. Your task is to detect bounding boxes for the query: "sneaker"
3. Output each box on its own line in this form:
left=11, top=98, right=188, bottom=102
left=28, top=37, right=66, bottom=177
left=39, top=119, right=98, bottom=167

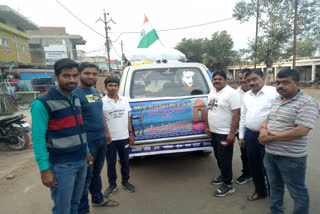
left=103, top=185, right=118, bottom=198
left=210, top=175, right=223, bottom=185
left=122, top=182, right=136, bottom=193
left=214, top=183, right=235, bottom=197
left=236, top=174, right=252, bottom=185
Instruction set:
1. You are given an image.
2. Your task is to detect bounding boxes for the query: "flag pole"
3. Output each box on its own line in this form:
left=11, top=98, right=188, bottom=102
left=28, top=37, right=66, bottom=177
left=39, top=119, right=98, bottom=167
left=144, top=14, right=164, bottom=47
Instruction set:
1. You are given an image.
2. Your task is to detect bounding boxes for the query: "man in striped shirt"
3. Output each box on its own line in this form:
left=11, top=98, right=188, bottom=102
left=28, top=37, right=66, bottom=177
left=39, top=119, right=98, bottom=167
left=259, top=69, right=320, bottom=214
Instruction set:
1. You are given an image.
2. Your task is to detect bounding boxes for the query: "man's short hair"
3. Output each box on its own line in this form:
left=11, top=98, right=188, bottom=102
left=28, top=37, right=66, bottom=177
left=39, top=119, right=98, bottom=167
left=277, top=69, right=300, bottom=82
left=245, top=69, right=264, bottom=78
left=212, top=71, right=227, bottom=80
left=104, top=75, right=120, bottom=85
left=240, top=68, right=251, bottom=74
left=54, top=58, right=78, bottom=76
left=78, top=62, right=98, bottom=72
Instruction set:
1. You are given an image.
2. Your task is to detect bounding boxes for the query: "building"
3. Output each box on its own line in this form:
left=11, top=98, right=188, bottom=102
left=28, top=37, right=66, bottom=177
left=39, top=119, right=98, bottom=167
left=76, top=50, right=121, bottom=72
left=227, top=56, right=320, bottom=82
left=0, top=5, right=39, bottom=67
left=27, top=27, right=86, bottom=65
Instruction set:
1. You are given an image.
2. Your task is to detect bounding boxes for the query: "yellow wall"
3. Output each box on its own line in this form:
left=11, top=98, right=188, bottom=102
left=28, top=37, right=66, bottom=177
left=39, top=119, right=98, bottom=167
left=0, top=24, right=32, bottom=64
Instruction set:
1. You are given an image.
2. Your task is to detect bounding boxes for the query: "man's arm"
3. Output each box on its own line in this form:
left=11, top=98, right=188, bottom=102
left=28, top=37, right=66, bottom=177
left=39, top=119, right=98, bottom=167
left=204, top=109, right=211, bottom=136
left=31, top=100, right=56, bottom=188
left=31, top=100, right=50, bottom=171
left=226, top=109, right=240, bottom=144
left=238, top=101, right=247, bottom=140
left=237, top=98, right=248, bottom=147
left=258, top=120, right=272, bottom=144
left=262, top=99, right=319, bottom=143
left=128, top=112, right=134, bottom=145
left=103, top=114, right=112, bottom=144
left=268, top=126, right=311, bottom=141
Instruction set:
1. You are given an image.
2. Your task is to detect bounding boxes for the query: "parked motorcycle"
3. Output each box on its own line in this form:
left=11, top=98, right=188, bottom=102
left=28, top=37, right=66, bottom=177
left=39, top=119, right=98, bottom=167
left=0, top=114, right=30, bottom=151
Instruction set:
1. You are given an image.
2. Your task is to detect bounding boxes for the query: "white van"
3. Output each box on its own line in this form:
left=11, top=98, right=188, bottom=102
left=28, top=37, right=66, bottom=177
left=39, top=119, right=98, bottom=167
left=119, top=62, right=214, bottom=158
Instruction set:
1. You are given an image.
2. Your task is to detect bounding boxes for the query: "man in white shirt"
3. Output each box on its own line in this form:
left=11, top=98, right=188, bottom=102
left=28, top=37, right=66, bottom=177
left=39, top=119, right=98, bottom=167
left=239, top=69, right=278, bottom=201
left=102, top=76, right=135, bottom=198
left=235, top=69, right=252, bottom=185
left=205, top=71, right=241, bottom=197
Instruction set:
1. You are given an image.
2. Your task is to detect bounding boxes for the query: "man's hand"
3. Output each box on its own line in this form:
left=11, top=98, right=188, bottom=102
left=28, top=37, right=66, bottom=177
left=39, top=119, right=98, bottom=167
left=238, top=139, right=245, bottom=148
left=106, top=135, right=112, bottom=145
left=205, top=127, right=211, bottom=136
left=87, top=152, right=93, bottom=166
left=40, top=169, right=57, bottom=188
left=258, top=128, right=273, bottom=145
left=129, top=132, right=134, bottom=145
left=226, top=133, right=236, bottom=144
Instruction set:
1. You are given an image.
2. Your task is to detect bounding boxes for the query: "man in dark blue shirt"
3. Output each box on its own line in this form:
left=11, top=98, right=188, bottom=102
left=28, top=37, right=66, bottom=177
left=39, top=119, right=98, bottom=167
left=75, top=62, right=118, bottom=214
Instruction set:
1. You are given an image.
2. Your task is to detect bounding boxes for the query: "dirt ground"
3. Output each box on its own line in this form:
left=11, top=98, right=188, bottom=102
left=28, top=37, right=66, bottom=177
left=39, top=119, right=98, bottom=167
left=0, top=88, right=319, bottom=214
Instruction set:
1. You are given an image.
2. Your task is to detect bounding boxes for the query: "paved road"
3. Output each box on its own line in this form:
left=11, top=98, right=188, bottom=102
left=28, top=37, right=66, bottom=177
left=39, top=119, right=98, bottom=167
left=0, top=89, right=319, bottom=214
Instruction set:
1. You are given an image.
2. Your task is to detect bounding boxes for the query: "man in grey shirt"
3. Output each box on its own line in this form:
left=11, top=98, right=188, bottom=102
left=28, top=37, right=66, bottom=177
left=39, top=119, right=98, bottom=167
left=259, top=69, right=320, bottom=214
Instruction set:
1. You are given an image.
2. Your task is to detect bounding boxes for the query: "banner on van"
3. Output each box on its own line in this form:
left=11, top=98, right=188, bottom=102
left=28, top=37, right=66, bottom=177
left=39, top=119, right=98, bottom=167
left=130, top=97, right=208, bottom=140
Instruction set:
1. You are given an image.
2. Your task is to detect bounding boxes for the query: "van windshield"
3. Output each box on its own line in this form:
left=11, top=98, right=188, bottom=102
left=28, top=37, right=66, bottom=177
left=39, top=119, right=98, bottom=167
left=130, top=67, right=210, bottom=98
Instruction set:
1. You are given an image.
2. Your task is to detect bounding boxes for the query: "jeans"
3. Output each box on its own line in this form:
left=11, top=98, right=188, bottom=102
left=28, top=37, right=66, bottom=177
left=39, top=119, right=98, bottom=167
left=79, top=138, right=107, bottom=214
left=50, top=159, right=87, bottom=214
left=211, top=132, right=234, bottom=185
left=106, top=138, right=130, bottom=186
left=245, top=128, right=268, bottom=196
left=264, top=153, right=309, bottom=214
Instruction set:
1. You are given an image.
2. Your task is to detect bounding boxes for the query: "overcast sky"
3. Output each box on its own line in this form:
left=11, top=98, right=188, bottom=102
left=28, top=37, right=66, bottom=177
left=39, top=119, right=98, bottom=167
left=3, top=0, right=256, bottom=60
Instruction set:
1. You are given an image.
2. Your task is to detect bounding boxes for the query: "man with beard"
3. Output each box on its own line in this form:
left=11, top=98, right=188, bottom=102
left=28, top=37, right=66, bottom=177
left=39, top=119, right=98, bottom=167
left=31, top=58, right=92, bottom=214
left=235, top=69, right=252, bottom=185
left=259, top=69, right=320, bottom=214
left=205, top=71, right=241, bottom=197
left=74, top=63, right=118, bottom=214
left=102, top=76, right=136, bottom=197
left=239, top=69, right=278, bottom=201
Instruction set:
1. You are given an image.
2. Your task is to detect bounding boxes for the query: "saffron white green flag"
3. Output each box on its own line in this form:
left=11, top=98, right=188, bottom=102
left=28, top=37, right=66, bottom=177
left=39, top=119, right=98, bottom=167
left=137, top=16, right=159, bottom=48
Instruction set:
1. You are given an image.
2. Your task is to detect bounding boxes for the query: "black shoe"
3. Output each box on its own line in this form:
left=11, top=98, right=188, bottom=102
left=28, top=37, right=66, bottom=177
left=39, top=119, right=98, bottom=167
left=214, top=183, right=235, bottom=197
left=236, top=174, right=252, bottom=185
left=211, top=175, right=223, bottom=185
left=103, top=185, right=118, bottom=198
left=122, top=182, right=136, bottom=193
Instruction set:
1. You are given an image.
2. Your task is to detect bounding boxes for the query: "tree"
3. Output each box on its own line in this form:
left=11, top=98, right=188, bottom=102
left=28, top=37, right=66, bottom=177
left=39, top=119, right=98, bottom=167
left=176, top=31, right=237, bottom=71
left=297, top=36, right=320, bottom=57
left=175, top=38, right=207, bottom=63
left=233, top=0, right=320, bottom=67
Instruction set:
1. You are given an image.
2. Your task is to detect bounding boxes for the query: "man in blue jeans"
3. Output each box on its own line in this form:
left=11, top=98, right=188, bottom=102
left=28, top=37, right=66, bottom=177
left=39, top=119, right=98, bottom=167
left=31, top=58, right=92, bottom=214
left=75, top=62, right=118, bottom=214
left=259, top=69, right=320, bottom=214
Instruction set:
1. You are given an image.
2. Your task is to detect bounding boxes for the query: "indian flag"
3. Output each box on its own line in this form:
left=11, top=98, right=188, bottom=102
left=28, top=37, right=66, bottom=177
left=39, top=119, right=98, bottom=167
left=137, top=16, right=159, bottom=48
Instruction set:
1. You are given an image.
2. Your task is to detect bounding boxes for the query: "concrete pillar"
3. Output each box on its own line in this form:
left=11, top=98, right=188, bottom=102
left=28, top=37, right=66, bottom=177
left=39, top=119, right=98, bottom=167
left=274, top=67, right=278, bottom=81
left=233, top=69, right=236, bottom=80
left=311, top=64, right=316, bottom=81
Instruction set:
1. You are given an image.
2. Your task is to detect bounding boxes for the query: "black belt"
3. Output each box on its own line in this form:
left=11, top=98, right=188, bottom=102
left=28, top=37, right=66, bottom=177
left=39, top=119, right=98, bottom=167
left=245, top=128, right=259, bottom=134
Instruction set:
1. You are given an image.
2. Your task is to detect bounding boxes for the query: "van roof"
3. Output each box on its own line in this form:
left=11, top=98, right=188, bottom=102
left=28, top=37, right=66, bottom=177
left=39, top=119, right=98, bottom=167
left=127, top=62, right=206, bottom=70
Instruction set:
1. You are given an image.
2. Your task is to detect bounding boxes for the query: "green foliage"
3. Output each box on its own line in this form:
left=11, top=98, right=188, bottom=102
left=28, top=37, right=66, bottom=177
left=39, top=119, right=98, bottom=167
left=297, top=36, right=320, bottom=57
left=175, top=38, right=206, bottom=63
left=176, top=31, right=237, bottom=71
left=233, top=0, right=320, bottom=66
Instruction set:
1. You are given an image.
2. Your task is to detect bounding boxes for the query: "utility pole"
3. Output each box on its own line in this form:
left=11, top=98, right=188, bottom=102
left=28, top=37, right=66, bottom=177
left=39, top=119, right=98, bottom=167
left=120, top=40, right=124, bottom=57
left=97, top=11, right=115, bottom=73
left=292, top=0, right=298, bottom=69
left=120, top=40, right=124, bottom=66
left=254, top=0, right=260, bottom=69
